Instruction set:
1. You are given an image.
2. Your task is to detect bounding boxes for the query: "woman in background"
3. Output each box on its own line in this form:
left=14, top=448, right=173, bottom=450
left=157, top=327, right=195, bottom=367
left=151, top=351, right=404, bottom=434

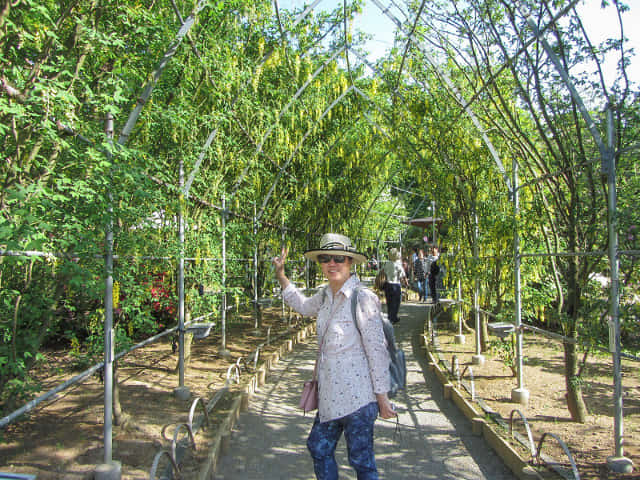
left=382, top=248, right=407, bottom=324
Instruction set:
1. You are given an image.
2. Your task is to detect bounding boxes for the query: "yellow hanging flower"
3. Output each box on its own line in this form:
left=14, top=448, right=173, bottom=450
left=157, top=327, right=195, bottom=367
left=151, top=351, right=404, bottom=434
left=113, top=281, right=120, bottom=308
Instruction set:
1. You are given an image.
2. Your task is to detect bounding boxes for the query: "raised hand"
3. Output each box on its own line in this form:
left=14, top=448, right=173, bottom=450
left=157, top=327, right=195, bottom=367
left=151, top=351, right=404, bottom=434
left=272, top=246, right=289, bottom=282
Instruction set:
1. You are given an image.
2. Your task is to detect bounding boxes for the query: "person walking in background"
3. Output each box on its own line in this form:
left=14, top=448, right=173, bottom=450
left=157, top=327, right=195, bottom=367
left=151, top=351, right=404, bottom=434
left=273, top=233, right=396, bottom=480
left=427, top=245, right=440, bottom=303
left=382, top=247, right=407, bottom=324
left=409, top=248, right=418, bottom=285
left=413, top=248, right=427, bottom=302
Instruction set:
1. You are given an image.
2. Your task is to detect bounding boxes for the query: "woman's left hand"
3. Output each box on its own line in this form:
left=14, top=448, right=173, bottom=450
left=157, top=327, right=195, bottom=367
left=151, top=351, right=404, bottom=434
left=376, top=393, right=396, bottom=419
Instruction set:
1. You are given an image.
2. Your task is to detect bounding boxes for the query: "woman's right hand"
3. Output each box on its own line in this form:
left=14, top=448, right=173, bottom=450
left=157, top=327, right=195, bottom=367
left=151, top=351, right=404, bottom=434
left=376, top=393, right=397, bottom=419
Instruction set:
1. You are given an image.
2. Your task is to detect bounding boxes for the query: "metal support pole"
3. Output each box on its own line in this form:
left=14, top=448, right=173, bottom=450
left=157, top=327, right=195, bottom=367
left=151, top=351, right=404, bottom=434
left=103, top=113, right=114, bottom=464
left=472, top=210, right=484, bottom=365
left=604, top=107, right=633, bottom=473
left=220, top=193, right=230, bottom=358
left=174, top=159, right=189, bottom=400
left=431, top=200, right=436, bottom=246
left=253, top=203, right=260, bottom=331
left=281, top=222, right=286, bottom=321
left=305, top=235, right=310, bottom=290
left=454, top=275, right=465, bottom=344
left=511, top=160, right=529, bottom=405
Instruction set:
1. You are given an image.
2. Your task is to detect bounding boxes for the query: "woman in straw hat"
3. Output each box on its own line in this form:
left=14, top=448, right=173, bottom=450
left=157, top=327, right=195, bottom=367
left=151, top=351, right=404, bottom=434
left=382, top=247, right=407, bottom=324
left=273, top=233, right=395, bottom=480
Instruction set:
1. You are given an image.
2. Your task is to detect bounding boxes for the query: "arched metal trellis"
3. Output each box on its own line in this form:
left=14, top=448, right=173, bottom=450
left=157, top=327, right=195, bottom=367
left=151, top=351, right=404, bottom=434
left=2, top=0, right=638, bottom=477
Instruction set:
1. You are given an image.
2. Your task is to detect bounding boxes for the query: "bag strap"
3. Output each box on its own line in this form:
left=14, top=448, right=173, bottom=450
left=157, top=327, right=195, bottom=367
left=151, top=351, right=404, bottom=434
left=314, top=285, right=334, bottom=380
left=351, top=285, right=362, bottom=328
left=351, top=285, right=399, bottom=356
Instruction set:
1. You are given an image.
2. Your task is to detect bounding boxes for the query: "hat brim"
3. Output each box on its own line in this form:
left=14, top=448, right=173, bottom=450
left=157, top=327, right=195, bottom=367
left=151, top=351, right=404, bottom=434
left=303, top=249, right=367, bottom=265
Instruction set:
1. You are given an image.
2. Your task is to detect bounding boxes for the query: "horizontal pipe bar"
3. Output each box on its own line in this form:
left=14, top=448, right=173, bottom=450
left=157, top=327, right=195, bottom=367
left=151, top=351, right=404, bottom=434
left=521, top=324, right=640, bottom=362
left=0, top=295, right=300, bottom=429
left=14, top=247, right=630, bottom=263
left=519, top=251, right=606, bottom=258
left=0, top=249, right=79, bottom=260
left=0, top=361, right=105, bottom=429
left=0, top=323, right=185, bottom=430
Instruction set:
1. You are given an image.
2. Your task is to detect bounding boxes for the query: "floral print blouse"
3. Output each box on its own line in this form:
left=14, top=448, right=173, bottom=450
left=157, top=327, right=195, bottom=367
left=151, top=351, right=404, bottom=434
left=283, top=274, right=390, bottom=423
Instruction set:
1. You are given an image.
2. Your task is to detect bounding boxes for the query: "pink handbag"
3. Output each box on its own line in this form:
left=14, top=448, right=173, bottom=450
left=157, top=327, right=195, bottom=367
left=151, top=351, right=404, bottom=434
left=299, top=296, right=335, bottom=413
left=299, top=380, right=318, bottom=412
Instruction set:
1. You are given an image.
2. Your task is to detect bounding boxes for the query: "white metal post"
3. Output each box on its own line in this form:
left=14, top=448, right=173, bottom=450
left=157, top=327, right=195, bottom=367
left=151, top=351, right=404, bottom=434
left=281, top=222, right=286, bottom=322
left=511, top=160, right=528, bottom=405
left=472, top=210, right=484, bottom=365
left=103, top=113, right=114, bottom=464
left=305, top=236, right=310, bottom=290
left=220, top=193, right=230, bottom=358
left=431, top=200, right=436, bottom=246
left=174, top=159, right=190, bottom=400
left=253, top=203, right=260, bottom=331
left=604, top=107, right=633, bottom=473
left=178, top=160, right=185, bottom=386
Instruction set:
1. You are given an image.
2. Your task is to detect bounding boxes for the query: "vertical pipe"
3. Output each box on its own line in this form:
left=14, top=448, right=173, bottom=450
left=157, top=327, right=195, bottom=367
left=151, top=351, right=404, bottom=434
left=605, top=107, right=624, bottom=459
left=103, top=113, right=114, bottom=463
left=178, top=159, right=185, bottom=388
left=305, top=235, right=310, bottom=290
left=512, top=159, right=527, bottom=403
left=472, top=210, right=484, bottom=365
left=432, top=200, right=436, bottom=246
left=281, top=222, right=286, bottom=320
left=253, top=203, right=259, bottom=330
left=474, top=212, right=480, bottom=354
left=221, top=193, right=227, bottom=351
left=457, top=277, right=462, bottom=336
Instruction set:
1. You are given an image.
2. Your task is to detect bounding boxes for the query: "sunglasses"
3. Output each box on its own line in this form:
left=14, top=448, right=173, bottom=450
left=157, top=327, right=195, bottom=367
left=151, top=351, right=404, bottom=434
left=317, top=254, right=348, bottom=264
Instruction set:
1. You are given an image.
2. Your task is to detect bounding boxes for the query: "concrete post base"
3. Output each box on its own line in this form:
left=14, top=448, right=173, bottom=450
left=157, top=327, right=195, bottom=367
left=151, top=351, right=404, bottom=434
left=511, top=387, right=530, bottom=405
left=174, top=386, right=191, bottom=401
left=454, top=334, right=466, bottom=344
left=607, top=455, right=634, bottom=474
left=218, top=348, right=232, bottom=359
left=471, top=354, right=485, bottom=366
left=95, top=461, right=122, bottom=480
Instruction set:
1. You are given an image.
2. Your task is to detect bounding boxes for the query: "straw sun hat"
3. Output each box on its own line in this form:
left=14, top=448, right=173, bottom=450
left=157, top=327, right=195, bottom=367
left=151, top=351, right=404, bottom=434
left=303, top=233, right=367, bottom=265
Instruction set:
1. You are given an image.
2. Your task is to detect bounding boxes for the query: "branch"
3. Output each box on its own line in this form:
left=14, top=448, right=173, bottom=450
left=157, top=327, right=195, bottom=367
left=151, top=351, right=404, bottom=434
left=1, top=76, right=26, bottom=102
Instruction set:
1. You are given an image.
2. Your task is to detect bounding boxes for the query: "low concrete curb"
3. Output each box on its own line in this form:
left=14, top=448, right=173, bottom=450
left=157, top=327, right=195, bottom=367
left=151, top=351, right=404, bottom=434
left=419, top=336, right=544, bottom=480
left=196, top=323, right=316, bottom=480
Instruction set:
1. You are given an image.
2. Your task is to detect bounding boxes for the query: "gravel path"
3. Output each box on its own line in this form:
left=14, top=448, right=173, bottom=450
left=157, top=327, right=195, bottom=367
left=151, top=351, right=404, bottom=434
left=214, top=300, right=517, bottom=480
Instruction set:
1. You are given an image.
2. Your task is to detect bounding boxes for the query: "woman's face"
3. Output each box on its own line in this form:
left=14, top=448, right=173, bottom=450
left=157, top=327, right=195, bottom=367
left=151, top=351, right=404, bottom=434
left=321, top=256, right=353, bottom=286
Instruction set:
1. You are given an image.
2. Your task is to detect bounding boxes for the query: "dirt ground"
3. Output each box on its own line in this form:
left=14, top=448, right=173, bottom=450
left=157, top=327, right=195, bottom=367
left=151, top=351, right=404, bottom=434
left=1, top=299, right=639, bottom=479
left=0, top=305, right=305, bottom=479
left=433, top=325, right=640, bottom=479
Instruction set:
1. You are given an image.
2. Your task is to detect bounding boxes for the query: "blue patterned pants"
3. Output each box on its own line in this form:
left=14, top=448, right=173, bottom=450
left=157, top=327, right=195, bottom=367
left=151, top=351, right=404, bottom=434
left=307, top=402, right=379, bottom=480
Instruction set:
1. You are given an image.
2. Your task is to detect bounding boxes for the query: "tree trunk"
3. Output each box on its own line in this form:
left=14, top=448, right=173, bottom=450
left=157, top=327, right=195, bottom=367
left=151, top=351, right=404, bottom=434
left=564, top=248, right=587, bottom=423
left=111, top=362, right=130, bottom=427
left=480, top=314, right=489, bottom=352
left=184, top=331, right=194, bottom=365
left=564, top=341, right=588, bottom=423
